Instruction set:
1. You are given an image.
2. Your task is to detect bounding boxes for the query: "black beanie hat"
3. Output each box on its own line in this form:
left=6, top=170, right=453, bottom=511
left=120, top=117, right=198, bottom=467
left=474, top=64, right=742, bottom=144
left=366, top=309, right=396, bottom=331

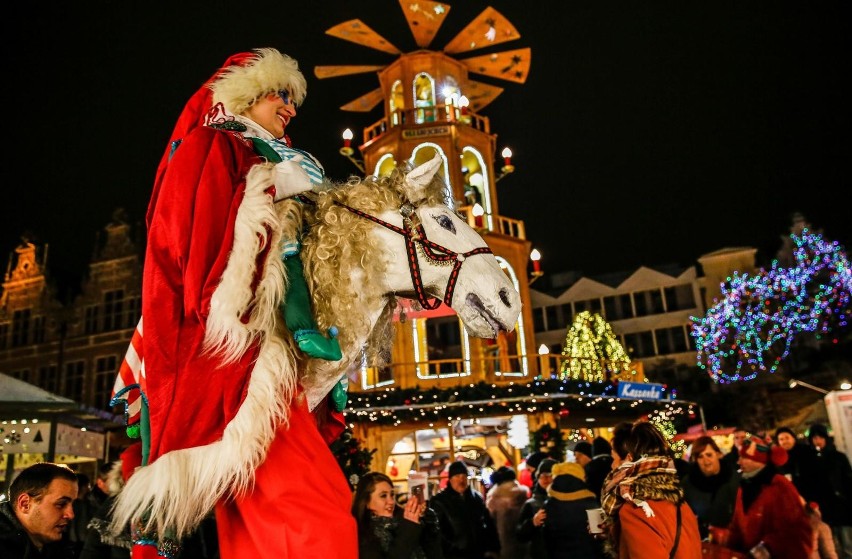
left=447, top=460, right=468, bottom=478
left=808, top=423, right=829, bottom=441
left=536, top=458, right=557, bottom=477
left=573, top=441, right=592, bottom=458
left=774, top=426, right=795, bottom=442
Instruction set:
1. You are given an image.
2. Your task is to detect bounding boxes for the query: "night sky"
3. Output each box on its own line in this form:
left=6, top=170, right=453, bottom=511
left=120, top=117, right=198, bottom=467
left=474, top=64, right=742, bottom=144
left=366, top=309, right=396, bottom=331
left=6, top=1, right=850, bottom=295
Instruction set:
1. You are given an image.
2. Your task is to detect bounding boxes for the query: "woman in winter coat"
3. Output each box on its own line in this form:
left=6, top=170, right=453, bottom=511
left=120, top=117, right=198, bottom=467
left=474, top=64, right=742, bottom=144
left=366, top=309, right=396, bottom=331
left=486, top=466, right=529, bottom=559
left=352, top=472, right=443, bottom=559
left=601, top=421, right=702, bottom=558
left=681, top=435, right=740, bottom=540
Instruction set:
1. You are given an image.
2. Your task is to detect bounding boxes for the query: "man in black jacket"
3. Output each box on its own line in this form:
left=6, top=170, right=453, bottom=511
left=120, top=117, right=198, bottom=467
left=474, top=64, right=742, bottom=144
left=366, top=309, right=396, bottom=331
left=0, top=462, right=78, bottom=558
left=431, top=461, right=500, bottom=559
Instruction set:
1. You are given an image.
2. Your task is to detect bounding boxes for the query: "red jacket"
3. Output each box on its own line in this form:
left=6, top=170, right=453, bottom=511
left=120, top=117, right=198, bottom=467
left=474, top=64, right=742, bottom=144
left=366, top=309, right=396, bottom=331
left=727, top=470, right=813, bottom=559
left=617, top=500, right=702, bottom=558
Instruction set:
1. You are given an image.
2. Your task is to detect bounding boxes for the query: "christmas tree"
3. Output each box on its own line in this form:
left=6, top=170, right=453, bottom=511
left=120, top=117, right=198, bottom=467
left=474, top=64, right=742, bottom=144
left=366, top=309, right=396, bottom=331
left=560, top=311, right=641, bottom=382
left=531, top=423, right=567, bottom=459
left=330, top=428, right=377, bottom=490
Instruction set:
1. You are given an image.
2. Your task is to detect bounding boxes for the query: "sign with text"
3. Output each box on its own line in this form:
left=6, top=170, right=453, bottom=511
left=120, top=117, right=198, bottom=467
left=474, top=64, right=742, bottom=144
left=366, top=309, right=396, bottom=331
left=617, top=381, right=666, bottom=401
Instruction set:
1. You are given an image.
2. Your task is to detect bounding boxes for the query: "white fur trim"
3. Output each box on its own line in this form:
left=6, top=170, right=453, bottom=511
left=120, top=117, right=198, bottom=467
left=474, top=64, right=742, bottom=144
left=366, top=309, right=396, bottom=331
left=210, top=48, right=307, bottom=116
left=110, top=162, right=299, bottom=540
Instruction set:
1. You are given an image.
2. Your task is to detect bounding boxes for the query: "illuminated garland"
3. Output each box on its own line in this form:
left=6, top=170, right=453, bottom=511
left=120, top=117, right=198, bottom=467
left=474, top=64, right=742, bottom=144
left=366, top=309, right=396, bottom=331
left=344, top=379, right=694, bottom=428
left=692, top=229, right=851, bottom=383
left=560, top=311, right=643, bottom=382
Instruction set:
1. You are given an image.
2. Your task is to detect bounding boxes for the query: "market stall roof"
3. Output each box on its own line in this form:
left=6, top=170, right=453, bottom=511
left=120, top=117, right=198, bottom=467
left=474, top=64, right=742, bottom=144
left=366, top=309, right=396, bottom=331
left=0, top=373, right=124, bottom=433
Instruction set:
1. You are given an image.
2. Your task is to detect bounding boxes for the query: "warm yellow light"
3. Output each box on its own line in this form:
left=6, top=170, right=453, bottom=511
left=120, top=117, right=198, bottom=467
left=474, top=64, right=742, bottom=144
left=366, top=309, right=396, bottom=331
left=841, top=380, right=852, bottom=390
left=538, top=344, right=550, bottom=355
left=472, top=203, right=485, bottom=217
left=530, top=248, right=541, bottom=261
left=342, top=128, right=354, bottom=141
left=501, top=147, right=513, bottom=159
left=459, top=95, right=470, bottom=108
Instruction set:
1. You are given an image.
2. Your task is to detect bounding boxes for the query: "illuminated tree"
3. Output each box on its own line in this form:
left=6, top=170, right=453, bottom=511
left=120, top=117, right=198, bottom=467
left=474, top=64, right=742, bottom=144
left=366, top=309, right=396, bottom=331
left=560, top=311, right=639, bottom=382
left=692, top=228, right=851, bottom=383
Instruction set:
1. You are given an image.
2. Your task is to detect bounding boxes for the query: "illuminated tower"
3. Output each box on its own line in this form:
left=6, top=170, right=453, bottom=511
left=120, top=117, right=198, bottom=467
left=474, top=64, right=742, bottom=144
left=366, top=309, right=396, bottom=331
left=317, top=1, right=541, bottom=390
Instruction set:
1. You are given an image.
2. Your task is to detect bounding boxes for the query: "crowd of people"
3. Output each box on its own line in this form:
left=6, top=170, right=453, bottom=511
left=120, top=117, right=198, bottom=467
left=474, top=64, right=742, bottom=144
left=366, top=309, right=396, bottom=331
left=347, top=421, right=850, bottom=559
left=2, top=421, right=850, bottom=558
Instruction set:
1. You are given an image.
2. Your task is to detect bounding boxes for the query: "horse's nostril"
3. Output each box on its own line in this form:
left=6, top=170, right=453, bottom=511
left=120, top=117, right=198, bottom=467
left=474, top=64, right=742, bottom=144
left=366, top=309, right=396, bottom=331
left=499, top=288, right=512, bottom=307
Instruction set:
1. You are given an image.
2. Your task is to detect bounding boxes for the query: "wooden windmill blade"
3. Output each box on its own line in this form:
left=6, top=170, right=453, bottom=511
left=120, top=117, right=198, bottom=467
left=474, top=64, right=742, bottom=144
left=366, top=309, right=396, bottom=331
left=325, top=19, right=402, bottom=55
left=443, top=6, right=521, bottom=55
left=463, top=80, right=504, bottom=111
left=314, top=65, right=387, bottom=79
left=340, top=87, right=385, bottom=112
left=398, top=0, right=451, bottom=49
left=459, top=47, right=531, bottom=84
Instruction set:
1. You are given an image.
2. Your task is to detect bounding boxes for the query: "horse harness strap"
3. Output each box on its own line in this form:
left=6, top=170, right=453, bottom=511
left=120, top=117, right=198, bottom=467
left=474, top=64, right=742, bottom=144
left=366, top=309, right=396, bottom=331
left=333, top=202, right=492, bottom=309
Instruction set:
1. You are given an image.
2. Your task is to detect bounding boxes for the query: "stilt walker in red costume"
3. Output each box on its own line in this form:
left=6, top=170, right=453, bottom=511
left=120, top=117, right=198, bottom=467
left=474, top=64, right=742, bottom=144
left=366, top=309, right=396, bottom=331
left=109, top=48, right=356, bottom=559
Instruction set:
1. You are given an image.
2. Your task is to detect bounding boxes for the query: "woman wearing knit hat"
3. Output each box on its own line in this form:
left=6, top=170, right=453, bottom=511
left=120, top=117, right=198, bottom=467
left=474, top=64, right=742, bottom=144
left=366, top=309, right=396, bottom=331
left=725, top=433, right=814, bottom=558
left=601, top=421, right=701, bottom=558
left=109, top=48, right=357, bottom=559
left=541, top=462, right=604, bottom=559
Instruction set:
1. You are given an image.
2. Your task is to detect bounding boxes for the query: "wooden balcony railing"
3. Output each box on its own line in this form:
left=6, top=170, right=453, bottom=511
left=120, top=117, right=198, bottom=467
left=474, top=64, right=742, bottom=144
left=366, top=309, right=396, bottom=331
left=363, top=105, right=491, bottom=143
left=355, top=354, right=638, bottom=392
left=456, top=205, right=526, bottom=240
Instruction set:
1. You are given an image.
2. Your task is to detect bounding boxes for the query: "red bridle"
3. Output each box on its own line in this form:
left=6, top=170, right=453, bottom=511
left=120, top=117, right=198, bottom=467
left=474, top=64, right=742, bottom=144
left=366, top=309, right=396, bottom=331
left=334, top=201, right=493, bottom=310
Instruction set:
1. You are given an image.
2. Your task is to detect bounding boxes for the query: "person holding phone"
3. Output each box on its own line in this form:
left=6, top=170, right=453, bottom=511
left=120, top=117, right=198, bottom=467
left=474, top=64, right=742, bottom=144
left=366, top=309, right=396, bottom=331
left=351, top=472, right=443, bottom=559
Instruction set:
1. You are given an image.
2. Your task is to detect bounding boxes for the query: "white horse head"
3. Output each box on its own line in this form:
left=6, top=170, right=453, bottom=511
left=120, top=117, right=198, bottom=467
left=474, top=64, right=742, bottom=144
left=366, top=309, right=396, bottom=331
left=301, top=154, right=522, bottom=395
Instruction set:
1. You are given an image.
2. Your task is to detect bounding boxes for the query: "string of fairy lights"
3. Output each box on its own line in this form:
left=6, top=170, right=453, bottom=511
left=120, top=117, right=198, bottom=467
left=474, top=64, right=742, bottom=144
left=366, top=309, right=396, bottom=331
left=692, top=229, right=851, bottom=383
left=343, top=379, right=695, bottom=428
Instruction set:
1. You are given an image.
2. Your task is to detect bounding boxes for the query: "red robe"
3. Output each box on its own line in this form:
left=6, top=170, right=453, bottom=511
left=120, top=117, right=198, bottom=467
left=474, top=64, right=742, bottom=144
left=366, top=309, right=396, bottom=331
left=117, top=124, right=356, bottom=559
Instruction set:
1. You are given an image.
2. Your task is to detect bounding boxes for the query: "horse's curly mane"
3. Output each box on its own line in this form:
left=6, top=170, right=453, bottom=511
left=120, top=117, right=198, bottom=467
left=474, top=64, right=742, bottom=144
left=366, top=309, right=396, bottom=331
left=300, top=167, right=447, bottom=375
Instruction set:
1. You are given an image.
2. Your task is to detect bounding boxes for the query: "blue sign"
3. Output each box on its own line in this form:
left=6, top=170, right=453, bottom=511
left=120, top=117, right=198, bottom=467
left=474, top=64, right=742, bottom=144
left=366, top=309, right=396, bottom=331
left=617, top=381, right=666, bottom=401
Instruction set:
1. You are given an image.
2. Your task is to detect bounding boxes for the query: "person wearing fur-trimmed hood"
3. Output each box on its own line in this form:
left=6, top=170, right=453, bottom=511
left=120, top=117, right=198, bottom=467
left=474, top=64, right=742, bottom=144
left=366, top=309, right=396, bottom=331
left=108, top=48, right=356, bottom=559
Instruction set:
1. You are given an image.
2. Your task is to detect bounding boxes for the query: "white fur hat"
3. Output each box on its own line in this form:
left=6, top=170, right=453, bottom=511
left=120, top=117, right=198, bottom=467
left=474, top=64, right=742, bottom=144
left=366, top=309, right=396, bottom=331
left=209, top=48, right=307, bottom=115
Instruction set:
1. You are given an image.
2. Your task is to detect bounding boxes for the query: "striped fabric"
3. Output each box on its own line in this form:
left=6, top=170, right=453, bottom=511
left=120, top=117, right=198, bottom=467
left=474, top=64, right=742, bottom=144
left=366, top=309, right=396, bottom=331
left=260, top=139, right=325, bottom=186
left=111, top=317, right=146, bottom=428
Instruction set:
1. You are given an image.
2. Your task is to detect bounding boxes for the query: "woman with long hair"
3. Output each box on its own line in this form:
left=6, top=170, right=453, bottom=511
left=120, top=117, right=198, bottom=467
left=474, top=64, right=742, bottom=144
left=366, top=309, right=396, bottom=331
left=601, top=421, right=701, bottom=558
left=351, top=472, right=443, bottom=559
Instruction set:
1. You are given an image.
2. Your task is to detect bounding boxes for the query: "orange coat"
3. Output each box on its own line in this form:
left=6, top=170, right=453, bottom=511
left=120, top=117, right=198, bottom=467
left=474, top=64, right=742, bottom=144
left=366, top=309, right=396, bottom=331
left=617, top=499, right=702, bottom=558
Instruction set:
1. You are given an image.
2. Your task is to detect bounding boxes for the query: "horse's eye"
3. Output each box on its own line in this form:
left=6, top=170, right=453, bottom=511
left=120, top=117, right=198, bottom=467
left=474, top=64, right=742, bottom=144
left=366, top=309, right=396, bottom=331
left=433, top=214, right=456, bottom=234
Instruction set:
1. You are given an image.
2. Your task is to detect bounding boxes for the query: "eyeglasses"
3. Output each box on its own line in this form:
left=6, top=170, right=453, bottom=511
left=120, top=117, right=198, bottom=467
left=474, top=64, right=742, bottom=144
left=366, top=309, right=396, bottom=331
left=277, top=89, right=297, bottom=107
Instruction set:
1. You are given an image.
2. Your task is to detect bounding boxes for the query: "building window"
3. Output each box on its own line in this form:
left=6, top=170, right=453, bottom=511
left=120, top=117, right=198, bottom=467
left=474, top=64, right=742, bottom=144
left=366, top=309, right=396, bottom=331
left=94, top=355, right=119, bottom=409
left=64, top=360, right=86, bottom=401
left=633, top=289, right=665, bottom=317
left=545, top=306, right=558, bottom=331
left=125, top=296, right=141, bottom=328
left=11, top=308, right=31, bottom=347
left=39, top=364, right=59, bottom=394
left=32, top=315, right=46, bottom=344
left=103, top=290, right=125, bottom=331
left=623, top=331, right=656, bottom=358
left=413, top=72, right=436, bottom=123
left=0, top=323, right=8, bottom=350
left=604, top=294, right=634, bottom=321
left=426, top=316, right=463, bottom=376
left=532, top=307, right=545, bottom=332
left=664, top=284, right=696, bottom=311
left=390, top=80, right=404, bottom=126
left=654, top=326, right=690, bottom=355
left=9, top=369, right=32, bottom=382
left=85, top=306, right=99, bottom=334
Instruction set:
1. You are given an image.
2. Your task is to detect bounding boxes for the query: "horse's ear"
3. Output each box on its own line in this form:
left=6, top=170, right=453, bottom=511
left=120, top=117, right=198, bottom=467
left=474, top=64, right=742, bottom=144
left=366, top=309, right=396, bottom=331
left=404, top=154, right=443, bottom=202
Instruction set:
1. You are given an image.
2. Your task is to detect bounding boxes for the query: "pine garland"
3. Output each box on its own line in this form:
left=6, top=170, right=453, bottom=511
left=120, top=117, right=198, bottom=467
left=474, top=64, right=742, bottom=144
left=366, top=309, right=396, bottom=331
left=329, top=428, right=377, bottom=490
left=531, top=423, right=567, bottom=459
